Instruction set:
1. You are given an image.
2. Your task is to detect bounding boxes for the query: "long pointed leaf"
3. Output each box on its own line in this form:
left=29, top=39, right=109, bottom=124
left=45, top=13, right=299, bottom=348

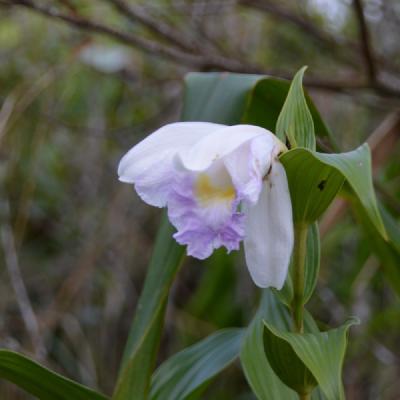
left=240, top=291, right=298, bottom=400
left=315, top=144, right=386, bottom=238
left=150, top=329, right=243, bottom=400
left=264, top=318, right=359, bottom=400
left=112, top=215, right=185, bottom=399
left=182, top=72, right=260, bottom=123
left=0, top=350, right=108, bottom=400
left=183, top=72, right=335, bottom=149
left=276, top=66, right=316, bottom=150
left=280, top=145, right=386, bottom=239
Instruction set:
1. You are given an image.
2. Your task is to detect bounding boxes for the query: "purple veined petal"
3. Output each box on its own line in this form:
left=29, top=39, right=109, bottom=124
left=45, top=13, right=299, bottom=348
left=178, top=124, right=270, bottom=172
left=117, top=122, right=225, bottom=207
left=243, top=162, right=294, bottom=289
left=167, top=163, right=245, bottom=259
left=223, top=133, right=278, bottom=205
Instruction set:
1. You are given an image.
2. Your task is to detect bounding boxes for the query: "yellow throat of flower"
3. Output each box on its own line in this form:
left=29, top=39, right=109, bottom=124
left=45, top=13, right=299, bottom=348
left=195, top=174, right=235, bottom=205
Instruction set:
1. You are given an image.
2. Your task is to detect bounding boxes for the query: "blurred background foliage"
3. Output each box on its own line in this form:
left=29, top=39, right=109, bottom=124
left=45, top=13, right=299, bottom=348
left=0, top=0, right=399, bottom=398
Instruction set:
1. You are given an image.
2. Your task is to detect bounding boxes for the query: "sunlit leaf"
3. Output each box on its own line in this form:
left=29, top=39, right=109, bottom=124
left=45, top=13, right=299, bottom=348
left=0, top=350, right=108, bottom=400
left=276, top=66, right=316, bottom=150
left=150, top=329, right=243, bottom=400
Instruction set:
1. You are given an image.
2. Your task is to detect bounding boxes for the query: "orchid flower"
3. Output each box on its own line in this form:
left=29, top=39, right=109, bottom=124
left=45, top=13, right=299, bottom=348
left=118, top=122, right=294, bottom=289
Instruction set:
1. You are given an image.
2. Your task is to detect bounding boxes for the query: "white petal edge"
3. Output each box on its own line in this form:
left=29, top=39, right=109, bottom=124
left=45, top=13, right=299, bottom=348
left=243, top=162, right=294, bottom=289
left=178, top=124, right=272, bottom=172
left=223, top=134, right=277, bottom=205
left=118, top=122, right=224, bottom=182
left=117, top=121, right=225, bottom=206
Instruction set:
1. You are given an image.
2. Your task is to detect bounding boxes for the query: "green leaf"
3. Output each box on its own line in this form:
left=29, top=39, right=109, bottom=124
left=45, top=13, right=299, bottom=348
left=259, top=293, right=318, bottom=397
left=240, top=292, right=298, bottom=400
left=281, top=144, right=386, bottom=239
left=276, top=66, right=316, bottom=150
left=303, top=223, right=321, bottom=304
left=112, top=215, right=185, bottom=400
left=241, top=290, right=328, bottom=400
left=264, top=318, right=360, bottom=400
left=315, top=144, right=386, bottom=239
left=150, top=329, right=243, bottom=400
left=183, top=72, right=336, bottom=150
left=182, top=72, right=261, bottom=123
left=276, top=223, right=320, bottom=307
left=280, top=148, right=345, bottom=223
left=0, top=350, right=108, bottom=400
left=263, top=324, right=318, bottom=396
left=186, top=250, right=241, bottom=327
left=242, top=78, right=335, bottom=149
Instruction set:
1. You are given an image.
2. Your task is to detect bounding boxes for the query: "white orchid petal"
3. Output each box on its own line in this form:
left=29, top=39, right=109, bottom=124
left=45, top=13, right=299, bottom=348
left=117, top=121, right=224, bottom=206
left=179, top=124, right=269, bottom=172
left=224, top=134, right=276, bottom=205
left=243, top=162, right=294, bottom=289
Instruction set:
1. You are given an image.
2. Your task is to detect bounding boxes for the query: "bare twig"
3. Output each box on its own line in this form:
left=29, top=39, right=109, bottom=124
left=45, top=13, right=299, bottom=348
left=239, top=0, right=343, bottom=46
left=104, top=0, right=200, bottom=53
left=238, top=0, right=397, bottom=87
left=0, top=90, right=17, bottom=145
left=1, top=202, right=46, bottom=359
left=4, top=0, right=257, bottom=73
left=54, top=0, right=77, bottom=14
left=238, top=0, right=359, bottom=61
left=0, top=66, right=63, bottom=148
left=353, top=0, right=377, bottom=83
left=3, top=0, right=400, bottom=98
left=39, top=188, right=129, bottom=332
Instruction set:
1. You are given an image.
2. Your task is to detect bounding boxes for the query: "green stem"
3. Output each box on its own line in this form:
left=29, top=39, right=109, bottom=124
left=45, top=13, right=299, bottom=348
left=292, top=222, right=308, bottom=333
left=299, top=393, right=311, bottom=400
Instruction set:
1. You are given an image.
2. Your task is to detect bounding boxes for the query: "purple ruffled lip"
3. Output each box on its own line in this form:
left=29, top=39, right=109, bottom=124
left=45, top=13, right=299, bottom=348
left=167, top=172, right=245, bottom=259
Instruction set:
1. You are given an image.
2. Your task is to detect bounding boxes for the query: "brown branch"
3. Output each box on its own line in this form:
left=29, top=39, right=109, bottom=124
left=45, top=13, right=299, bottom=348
left=238, top=0, right=359, bottom=61
left=4, top=0, right=258, bottom=73
left=3, top=0, right=400, bottom=99
left=239, top=0, right=338, bottom=45
left=54, top=0, right=78, bottom=14
left=104, top=0, right=200, bottom=53
left=240, top=0, right=399, bottom=94
left=353, top=0, right=377, bottom=83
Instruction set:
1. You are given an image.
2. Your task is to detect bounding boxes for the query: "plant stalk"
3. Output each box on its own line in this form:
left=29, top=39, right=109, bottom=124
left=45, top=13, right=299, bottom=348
left=299, top=393, right=311, bottom=400
left=292, top=222, right=308, bottom=333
